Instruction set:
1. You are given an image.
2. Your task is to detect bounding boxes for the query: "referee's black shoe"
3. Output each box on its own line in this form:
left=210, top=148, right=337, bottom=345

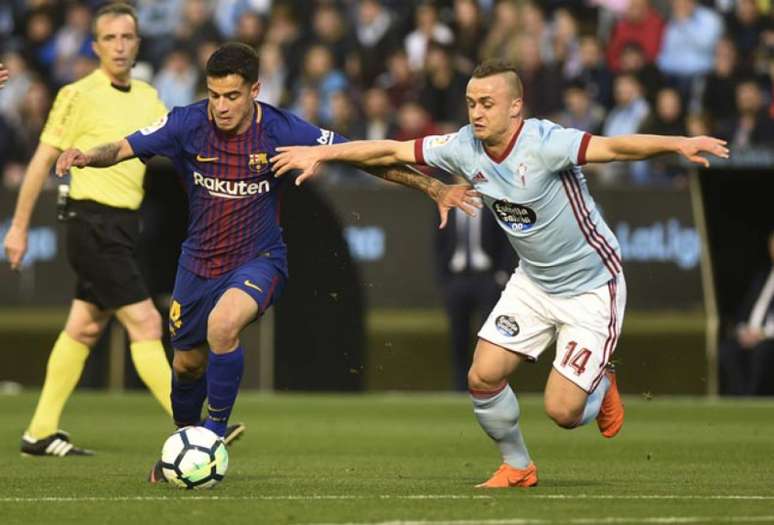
left=21, top=431, right=95, bottom=457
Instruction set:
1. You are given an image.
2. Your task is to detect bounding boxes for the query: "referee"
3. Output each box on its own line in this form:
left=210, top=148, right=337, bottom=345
left=3, top=4, right=172, bottom=456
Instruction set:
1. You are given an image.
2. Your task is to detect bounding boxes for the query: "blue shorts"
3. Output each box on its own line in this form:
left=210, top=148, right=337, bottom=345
left=168, top=254, right=287, bottom=350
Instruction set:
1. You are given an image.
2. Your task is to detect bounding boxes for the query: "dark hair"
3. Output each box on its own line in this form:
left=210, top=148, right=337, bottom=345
left=471, top=59, right=523, bottom=98
left=205, top=42, right=260, bottom=84
left=92, top=3, right=138, bottom=37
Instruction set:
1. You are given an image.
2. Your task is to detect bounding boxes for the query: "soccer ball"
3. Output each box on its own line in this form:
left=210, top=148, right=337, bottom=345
left=160, top=426, right=229, bottom=489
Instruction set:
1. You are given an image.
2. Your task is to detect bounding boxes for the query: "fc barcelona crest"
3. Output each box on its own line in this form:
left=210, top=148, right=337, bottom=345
left=249, top=152, right=268, bottom=172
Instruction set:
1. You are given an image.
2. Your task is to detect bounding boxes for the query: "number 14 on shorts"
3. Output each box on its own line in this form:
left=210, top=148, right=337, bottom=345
left=561, top=341, right=591, bottom=376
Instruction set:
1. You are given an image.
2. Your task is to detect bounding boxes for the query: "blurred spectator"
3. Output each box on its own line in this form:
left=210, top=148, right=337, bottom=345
left=310, top=3, right=354, bottom=70
left=47, top=2, right=93, bottom=87
left=637, top=87, right=687, bottom=184
left=657, top=0, right=723, bottom=98
left=404, top=1, right=453, bottom=72
left=701, top=38, right=744, bottom=123
left=257, top=43, right=287, bottom=107
left=354, top=0, right=400, bottom=84
left=450, top=0, right=484, bottom=71
left=264, top=4, right=305, bottom=93
left=175, top=0, right=221, bottom=55
left=3, top=76, right=51, bottom=188
left=376, top=48, right=419, bottom=109
left=686, top=111, right=712, bottom=137
left=547, top=8, right=581, bottom=79
left=519, top=2, right=552, bottom=65
left=154, top=47, right=198, bottom=109
left=0, top=51, right=32, bottom=125
left=601, top=74, right=650, bottom=184
left=213, top=0, right=270, bottom=40
left=235, top=10, right=264, bottom=49
left=606, top=0, right=665, bottom=73
left=193, top=39, right=220, bottom=98
left=328, top=90, right=364, bottom=139
left=557, top=80, right=605, bottom=134
left=479, top=0, right=520, bottom=61
left=604, top=74, right=650, bottom=136
left=719, top=230, right=774, bottom=396
left=136, top=0, right=183, bottom=69
left=572, top=36, right=613, bottom=109
left=295, top=87, right=322, bottom=126
left=21, top=7, right=56, bottom=79
left=618, top=42, right=665, bottom=105
left=292, top=44, right=347, bottom=124
left=512, top=34, right=563, bottom=118
left=418, top=43, right=468, bottom=129
left=392, top=100, right=438, bottom=141
left=717, top=78, right=774, bottom=149
left=725, top=0, right=772, bottom=70
left=362, top=87, right=398, bottom=140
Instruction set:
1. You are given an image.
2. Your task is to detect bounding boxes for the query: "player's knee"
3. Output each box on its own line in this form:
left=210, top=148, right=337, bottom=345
left=172, top=354, right=205, bottom=380
left=206, top=314, right=239, bottom=353
left=544, top=400, right=581, bottom=429
left=66, top=321, right=103, bottom=346
left=134, top=308, right=163, bottom=339
left=467, top=367, right=505, bottom=392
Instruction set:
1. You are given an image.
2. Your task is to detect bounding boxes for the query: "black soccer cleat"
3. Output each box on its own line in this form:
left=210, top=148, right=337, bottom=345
left=148, top=459, right=167, bottom=484
left=20, top=430, right=95, bottom=457
left=223, top=422, right=246, bottom=447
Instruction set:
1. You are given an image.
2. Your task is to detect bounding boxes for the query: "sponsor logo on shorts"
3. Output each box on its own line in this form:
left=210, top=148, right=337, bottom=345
left=492, top=200, right=537, bottom=232
left=193, top=171, right=269, bottom=199
left=495, top=315, right=520, bottom=337
left=169, top=299, right=182, bottom=335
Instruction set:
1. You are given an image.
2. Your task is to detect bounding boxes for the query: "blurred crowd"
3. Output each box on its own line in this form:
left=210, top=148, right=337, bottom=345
left=1, top=0, right=773, bottom=188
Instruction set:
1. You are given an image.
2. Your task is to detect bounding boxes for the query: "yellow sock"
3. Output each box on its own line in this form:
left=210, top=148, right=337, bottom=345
left=27, top=331, right=90, bottom=439
left=130, top=340, right=173, bottom=416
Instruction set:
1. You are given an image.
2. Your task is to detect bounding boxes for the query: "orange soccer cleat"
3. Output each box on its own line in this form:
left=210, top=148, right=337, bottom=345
left=596, top=366, right=624, bottom=438
left=475, top=462, right=538, bottom=488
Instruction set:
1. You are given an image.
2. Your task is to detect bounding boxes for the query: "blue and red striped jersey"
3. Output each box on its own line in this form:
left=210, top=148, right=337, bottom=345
left=127, top=100, right=345, bottom=278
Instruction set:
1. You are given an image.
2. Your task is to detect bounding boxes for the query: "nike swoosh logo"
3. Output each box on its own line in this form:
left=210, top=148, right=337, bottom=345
left=196, top=154, right=219, bottom=162
left=244, top=280, right=263, bottom=292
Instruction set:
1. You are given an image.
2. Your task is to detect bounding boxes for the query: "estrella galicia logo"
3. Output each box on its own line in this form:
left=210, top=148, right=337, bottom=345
left=492, top=200, right=536, bottom=232
left=495, top=315, right=520, bottom=337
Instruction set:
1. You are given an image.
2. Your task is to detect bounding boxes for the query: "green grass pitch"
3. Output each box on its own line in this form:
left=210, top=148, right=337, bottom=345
left=1, top=391, right=773, bottom=525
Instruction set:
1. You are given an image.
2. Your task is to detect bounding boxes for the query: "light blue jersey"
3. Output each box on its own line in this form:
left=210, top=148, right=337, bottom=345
left=415, top=119, right=622, bottom=296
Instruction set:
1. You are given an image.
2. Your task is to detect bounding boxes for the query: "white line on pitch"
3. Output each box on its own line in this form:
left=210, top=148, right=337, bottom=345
left=1, top=494, right=774, bottom=503
left=306, top=517, right=774, bottom=525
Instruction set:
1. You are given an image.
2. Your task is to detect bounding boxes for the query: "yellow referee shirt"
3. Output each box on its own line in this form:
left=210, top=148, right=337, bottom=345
left=40, top=68, right=167, bottom=210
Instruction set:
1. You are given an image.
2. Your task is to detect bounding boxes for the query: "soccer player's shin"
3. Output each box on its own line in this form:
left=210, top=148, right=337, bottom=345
left=130, top=340, right=173, bottom=416
left=471, top=383, right=531, bottom=469
left=204, top=346, right=244, bottom=437
left=27, top=331, right=89, bottom=439
left=579, top=373, right=610, bottom=426
left=171, top=372, right=207, bottom=427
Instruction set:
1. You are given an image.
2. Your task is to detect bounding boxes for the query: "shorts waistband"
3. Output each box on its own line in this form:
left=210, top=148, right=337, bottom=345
left=68, top=198, right=138, bottom=216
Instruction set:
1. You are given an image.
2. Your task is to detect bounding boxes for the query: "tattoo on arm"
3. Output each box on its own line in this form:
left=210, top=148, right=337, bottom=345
left=363, top=165, right=441, bottom=200
left=88, top=142, right=122, bottom=167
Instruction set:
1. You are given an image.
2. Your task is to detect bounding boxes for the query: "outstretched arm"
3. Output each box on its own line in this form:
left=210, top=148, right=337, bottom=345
left=363, top=164, right=481, bottom=229
left=271, top=140, right=416, bottom=184
left=55, top=138, right=136, bottom=176
left=585, top=135, right=729, bottom=167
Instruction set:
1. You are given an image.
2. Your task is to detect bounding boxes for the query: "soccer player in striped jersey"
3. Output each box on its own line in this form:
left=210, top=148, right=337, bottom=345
left=270, top=59, right=729, bottom=488
left=55, top=42, right=478, bottom=481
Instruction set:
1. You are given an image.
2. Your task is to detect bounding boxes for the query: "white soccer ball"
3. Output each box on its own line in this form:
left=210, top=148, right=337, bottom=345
left=160, top=426, right=229, bottom=489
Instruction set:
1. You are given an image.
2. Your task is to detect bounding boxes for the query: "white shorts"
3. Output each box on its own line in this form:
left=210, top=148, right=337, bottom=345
left=477, top=269, right=626, bottom=393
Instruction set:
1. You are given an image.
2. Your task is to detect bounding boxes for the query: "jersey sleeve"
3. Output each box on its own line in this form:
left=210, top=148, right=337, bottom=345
left=125, top=107, right=181, bottom=162
left=39, top=85, right=82, bottom=150
left=413, top=132, right=465, bottom=174
left=538, top=121, right=592, bottom=172
left=275, top=110, right=347, bottom=146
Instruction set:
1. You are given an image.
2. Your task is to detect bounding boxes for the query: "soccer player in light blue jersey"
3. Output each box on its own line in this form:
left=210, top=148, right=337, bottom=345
left=271, top=59, right=729, bottom=488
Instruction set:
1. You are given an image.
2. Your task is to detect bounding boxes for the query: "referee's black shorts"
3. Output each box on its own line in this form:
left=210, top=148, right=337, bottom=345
left=65, top=198, right=150, bottom=310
